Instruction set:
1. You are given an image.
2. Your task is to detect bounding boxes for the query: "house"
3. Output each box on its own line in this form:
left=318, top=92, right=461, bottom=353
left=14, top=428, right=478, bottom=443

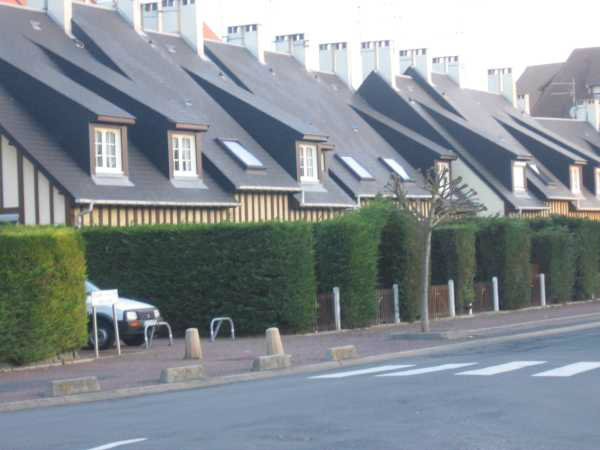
left=517, top=47, right=600, bottom=118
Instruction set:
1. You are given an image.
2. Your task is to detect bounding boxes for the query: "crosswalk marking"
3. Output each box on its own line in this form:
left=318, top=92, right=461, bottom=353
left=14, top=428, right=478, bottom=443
left=457, top=361, right=546, bottom=376
left=309, top=365, right=415, bottom=379
left=533, top=362, right=600, bottom=378
left=376, top=363, right=477, bottom=377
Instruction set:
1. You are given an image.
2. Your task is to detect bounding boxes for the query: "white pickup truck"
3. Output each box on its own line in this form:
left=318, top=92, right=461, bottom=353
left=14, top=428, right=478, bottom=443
left=85, top=281, right=162, bottom=350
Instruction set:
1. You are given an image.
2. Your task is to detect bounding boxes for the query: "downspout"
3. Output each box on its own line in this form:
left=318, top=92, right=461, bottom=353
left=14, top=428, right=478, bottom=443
left=76, top=202, right=94, bottom=229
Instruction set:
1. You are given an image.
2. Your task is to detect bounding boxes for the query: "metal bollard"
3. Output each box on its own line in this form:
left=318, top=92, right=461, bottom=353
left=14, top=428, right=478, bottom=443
left=540, top=273, right=546, bottom=307
left=393, top=284, right=400, bottom=324
left=333, top=287, right=341, bottom=331
left=112, top=303, right=121, bottom=356
left=448, top=279, right=456, bottom=318
left=492, top=276, right=500, bottom=312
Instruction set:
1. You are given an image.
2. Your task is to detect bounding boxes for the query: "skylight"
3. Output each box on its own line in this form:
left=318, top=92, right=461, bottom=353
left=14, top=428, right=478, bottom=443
left=222, top=140, right=264, bottom=169
left=382, top=158, right=411, bottom=181
left=339, top=156, right=374, bottom=180
left=528, top=163, right=554, bottom=185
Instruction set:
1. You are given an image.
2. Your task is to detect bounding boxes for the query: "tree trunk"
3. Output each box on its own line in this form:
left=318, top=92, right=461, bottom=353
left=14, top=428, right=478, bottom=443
left=421, top=228, right=432, bottom=333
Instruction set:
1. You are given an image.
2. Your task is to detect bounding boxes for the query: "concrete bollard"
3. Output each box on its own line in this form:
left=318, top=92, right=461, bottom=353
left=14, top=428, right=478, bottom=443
left=333, top=287, right=341, bottom=331
left=327, top=345, right=358, bottom=362
left=540, top=273, right=547, bottom=307
left=252, top=354, right=292, bottom=371
left=184, top=328, right=203, bottom=360
left=492, top=276, right=500, bottom=312
left=266, top=327, right=284, bottom=356
left=160, top=365, right=204, bottom=383
left=393, top=284, right=400, bottom=324
left=448, top=279, right=456, bottom=318
left=51, top=377, right=100, bottom=397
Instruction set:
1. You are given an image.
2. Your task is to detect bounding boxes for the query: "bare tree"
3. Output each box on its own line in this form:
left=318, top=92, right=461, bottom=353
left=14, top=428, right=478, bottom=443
left=387, top=167, right=486, bottom=332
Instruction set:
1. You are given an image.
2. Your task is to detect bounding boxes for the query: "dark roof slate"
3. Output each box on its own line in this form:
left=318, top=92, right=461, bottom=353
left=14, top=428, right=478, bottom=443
left=516, top=62, right=563, bottom=111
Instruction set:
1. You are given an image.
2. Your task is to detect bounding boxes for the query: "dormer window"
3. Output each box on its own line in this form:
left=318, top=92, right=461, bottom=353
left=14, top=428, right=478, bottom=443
left=570, top=165, right=582, bottom=195
left=512, top=161, right=527, bottom=192
left=436, top=160, right=451, bottom=190
left=298, top=143, right=319, bottom=183
left=169, top=131, right=201, bottom=179
left=91, top=125, right=128, bottom=177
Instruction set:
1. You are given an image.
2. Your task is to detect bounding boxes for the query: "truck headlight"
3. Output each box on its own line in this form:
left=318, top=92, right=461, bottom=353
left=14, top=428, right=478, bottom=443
left=125, top=311, right=138, bottom=321
left=153, top=309, right=160, bottom=319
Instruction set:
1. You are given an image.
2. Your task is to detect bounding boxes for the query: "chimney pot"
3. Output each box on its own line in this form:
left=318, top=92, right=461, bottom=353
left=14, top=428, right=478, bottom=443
left=399, top=48, right=431, bottom=83
left=227, top=23, right=267, bottom=64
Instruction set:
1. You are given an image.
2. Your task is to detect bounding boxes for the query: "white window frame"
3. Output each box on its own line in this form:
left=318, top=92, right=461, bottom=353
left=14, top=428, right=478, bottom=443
left=94, top=127, right=122, bottom=175
left=570, top=165, right=582, bottom=195
left=172, top=133, right=197, bottom=177
left=436, top=160, right=451, bottom=191
left=298, top=143, right=319, bottom=183
left=595, top=168, right=600, bottom=198
left=513, top=161, right=527, bottom=192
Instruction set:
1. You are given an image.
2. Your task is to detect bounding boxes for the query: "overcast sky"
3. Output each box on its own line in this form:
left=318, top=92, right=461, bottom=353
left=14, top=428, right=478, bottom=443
left=202, top=0, right=600, bottom=90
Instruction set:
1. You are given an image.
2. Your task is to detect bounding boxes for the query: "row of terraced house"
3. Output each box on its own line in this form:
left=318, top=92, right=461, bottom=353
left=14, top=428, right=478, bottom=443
left=1, top=0, right=600, bottom=227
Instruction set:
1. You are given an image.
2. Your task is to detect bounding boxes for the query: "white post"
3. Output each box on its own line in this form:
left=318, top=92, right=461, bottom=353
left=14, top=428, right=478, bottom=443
left=92, top=306, right=99, bottom=359
left=540, top=273, right=546, bottom=307
left=392, top=284, right=400, bottom=324
left=333, top=287, right=341, bottom=331
left=112, top=303, right=121, bottom=356
left=492, top=276, right=500, bottom=312
left=448, top=279, right=456, bottom=318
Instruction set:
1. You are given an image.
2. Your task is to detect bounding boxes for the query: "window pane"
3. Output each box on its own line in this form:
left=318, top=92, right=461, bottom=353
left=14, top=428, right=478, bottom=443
left=341, top=156, right=373, bottom=180
left=222, top=140, right=263, bottom=168
left=382, top=158, right=411, bottom=181
left=513, top=165, right=525, bottom=190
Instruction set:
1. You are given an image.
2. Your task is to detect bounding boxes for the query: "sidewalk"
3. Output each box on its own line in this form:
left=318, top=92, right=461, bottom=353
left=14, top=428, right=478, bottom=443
left=2, top=301, right=600, bottom=404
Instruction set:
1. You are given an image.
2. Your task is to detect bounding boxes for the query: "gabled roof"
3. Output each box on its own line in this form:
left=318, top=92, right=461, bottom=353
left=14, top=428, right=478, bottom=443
left=534, top=117, right=600, bottom=157
left=516, top=62, right=563, bottom=112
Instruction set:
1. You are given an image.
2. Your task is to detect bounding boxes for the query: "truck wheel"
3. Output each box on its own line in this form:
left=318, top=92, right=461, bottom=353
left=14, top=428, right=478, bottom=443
left=88, top=319, right=115, bottom=350
left=123, top=335, right=146, bottom=347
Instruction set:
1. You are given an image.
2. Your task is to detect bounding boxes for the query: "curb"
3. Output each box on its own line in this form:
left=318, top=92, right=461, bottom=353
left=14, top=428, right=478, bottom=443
left=2, top=319, right=599, bottom=413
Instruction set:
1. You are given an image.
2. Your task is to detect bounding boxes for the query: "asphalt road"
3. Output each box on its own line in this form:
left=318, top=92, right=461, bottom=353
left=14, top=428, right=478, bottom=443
left=2, top=328, right=600, bottom=450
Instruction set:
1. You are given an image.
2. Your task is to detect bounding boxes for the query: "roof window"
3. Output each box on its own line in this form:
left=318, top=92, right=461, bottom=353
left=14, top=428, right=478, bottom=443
left=382, top=158, right=411, bottom=181
left=339, top=156, right=374, bottom=180
left=30, top=21, right=41, bottom=31
left=221, top=140, right=264, bottom=169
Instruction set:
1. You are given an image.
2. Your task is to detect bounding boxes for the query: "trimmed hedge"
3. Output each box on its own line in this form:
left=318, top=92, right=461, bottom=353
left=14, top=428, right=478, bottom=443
left=313, top=214, right=379, bottom=328
left=476, top=219, right=531, bottom=310
left=0, top=227, right=87, bottom=365
left=83, top=223, right=317, bottom=335
left=432, top=224, right=477, bottom=313
left=378, top=210, right=423, bottom=322
left=531, top=227, right=575, bottom=303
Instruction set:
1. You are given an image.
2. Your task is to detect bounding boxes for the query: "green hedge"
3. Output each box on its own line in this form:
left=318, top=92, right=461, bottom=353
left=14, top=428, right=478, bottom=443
left=432, top=224, right=477, bottom=313
left=476, top=219, right=531, bottom=310
left=83, top=223, right=316, bottom=335
left=0, top=227, right=87, bottom=365
left=531, top=227, right=575, bottom=303
left=550, top=217, right=600, bottom=300
left=313, top=214, right=379, bottom=328
left=378, top=210, right=423, bottom=322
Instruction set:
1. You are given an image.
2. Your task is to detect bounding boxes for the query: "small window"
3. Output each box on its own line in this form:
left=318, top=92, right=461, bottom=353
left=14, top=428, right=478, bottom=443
left=436, top=161, right=451, bottom=190
left=298, top=143, right=319, bottom=183
left=596, top=168, right=600, bottom=198
left=172, top=134, right=197, bottom=177
left=570, top=165, right=582, bottom=195
left=222, top=140, right=264, bottom=169
left=340, top=156, right=374, bottom=180
left=95, top=128, right=122, bottom=175
left=513, top=161, right=527, bottom=192
left=529, top=163, right=554, bottom=186
left=382, top=158, right=411, bottom=181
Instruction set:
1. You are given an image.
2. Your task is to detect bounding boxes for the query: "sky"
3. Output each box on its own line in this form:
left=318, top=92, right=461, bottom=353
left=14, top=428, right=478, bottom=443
left=202, top=0, right=600, bottom=90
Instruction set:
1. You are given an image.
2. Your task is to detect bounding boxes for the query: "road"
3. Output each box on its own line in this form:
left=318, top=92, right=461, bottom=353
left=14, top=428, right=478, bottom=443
left=2, top=328, right=600, bottom=450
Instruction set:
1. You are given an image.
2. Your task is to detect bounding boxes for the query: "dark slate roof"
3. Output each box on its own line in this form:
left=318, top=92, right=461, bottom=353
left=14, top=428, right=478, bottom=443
left=0, top=83, right=236, bottom=206
left=526, top=48, right=600, bottom=118
left=534, top=118, right=600, bottom=156
left=0, top=4, right=132, bottom=121
left=517, top=62, right=563, bottom=112
left=202, top=41, right=430, bottom=201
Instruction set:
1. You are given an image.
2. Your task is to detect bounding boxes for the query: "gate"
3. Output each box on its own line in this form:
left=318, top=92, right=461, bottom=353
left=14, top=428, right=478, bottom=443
left=316, top=292, right=336, bottom=331
left=428, top=285, right=450, bottom=319
left=473, top=282, right=493, bottom=313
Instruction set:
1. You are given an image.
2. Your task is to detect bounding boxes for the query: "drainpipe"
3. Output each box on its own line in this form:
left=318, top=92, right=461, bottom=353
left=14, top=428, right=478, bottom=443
left=76, top=202, right=94, bottom=228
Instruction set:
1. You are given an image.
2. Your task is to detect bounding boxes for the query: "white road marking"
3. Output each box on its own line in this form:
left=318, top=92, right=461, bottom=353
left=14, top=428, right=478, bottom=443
left=87, top=438, right=148, bottom=450
left=309, top=365, right=415, bottom=379
left=377, top=363, right=477, bottom=377
left=457, top=361, right=546, bottom=376
left=533, top=362, right=600, bottom=378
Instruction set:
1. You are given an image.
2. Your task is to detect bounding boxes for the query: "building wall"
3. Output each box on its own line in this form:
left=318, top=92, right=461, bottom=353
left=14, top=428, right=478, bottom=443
left=0, top=134, right=67, bottom=225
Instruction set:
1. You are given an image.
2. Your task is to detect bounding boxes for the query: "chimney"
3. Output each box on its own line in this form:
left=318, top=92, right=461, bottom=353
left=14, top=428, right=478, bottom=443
left=227, top=24, right=266, bottom=64
left=399, top=48, right=431, bottom=83
left=275, top=33, right=311, bottom=70
left=46, top=0, right=72, bottom=36
left=360, top=40, right=399, bottom=85
left=179, top=0, right=204, bottom=57
left=488, top=68, right=516, bottom=107
left=318, top=41, right=363, bottom=90
left=577, top=99, right=600, bottom=132
left=517, top=94, right=530, bottom=115
left=432, top=56, right=462, bottom=87
left=116, top=0, right=142, bottom=33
